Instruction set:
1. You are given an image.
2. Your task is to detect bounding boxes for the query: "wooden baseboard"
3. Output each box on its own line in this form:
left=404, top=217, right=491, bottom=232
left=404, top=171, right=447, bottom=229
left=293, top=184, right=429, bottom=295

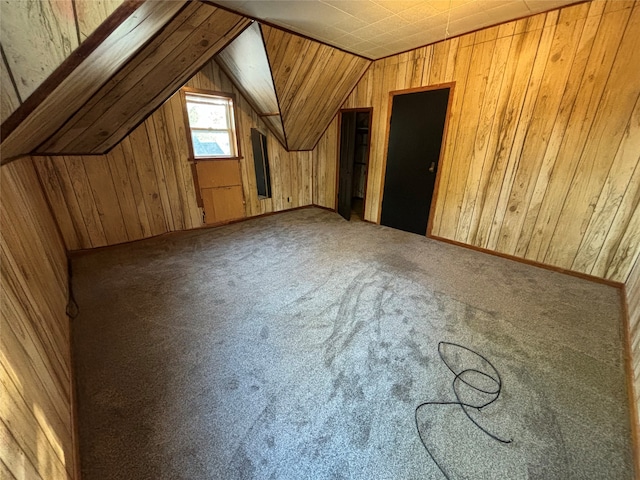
left=70, top=205, right=317, bottom=256
left=427, top=234, right=624, bottom=289
left=310, top=204, right=336, bottom=213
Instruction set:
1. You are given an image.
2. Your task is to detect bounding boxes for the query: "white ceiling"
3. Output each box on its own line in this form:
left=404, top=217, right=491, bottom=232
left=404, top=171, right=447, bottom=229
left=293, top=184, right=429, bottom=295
left=213, top=0, right=584, bottom=59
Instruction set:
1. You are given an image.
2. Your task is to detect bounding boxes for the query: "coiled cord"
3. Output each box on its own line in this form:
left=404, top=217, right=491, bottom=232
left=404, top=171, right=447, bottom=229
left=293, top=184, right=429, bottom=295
left=415, top=341, right=512, bottom=479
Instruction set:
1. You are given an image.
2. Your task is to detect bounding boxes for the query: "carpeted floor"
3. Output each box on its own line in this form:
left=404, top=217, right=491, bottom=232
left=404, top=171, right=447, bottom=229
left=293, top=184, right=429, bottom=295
left=71, top=207, right=634, bottom=479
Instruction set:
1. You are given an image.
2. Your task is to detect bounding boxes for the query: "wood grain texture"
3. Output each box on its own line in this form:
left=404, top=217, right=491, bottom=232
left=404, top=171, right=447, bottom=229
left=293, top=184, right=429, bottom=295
left=1, top=0, right=187, bottom=162
left=75, top=0, right=125, bottom=41
left=35, top=57, right=313, bottom=250
left=262, top=24, right=371, bottom=151
left=626, top=256, right=640, bottom=463
left=0, top=0, right=124, bottom=125
left=1, top=50, right=20, bottom=124
left=0, top=0, right=79, bottom=101
left=33, top=3, right=251, bottom=156
left=215, top=22, right=286, bottom=147
left=0, top=158, right=75, bottom=479
left=315, top=0, right=640, bottom=283
left=312, top=116, right=339, bottom=210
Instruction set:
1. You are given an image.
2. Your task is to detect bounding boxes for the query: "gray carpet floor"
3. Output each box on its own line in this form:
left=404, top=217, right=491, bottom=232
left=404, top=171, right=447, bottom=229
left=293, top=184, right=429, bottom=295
left=71, top=207, right=634, bottom=479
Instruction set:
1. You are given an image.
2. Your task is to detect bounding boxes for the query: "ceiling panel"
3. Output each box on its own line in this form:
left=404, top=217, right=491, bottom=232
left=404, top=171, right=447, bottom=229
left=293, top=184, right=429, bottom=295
left=213, top=0, right=585, bottom=59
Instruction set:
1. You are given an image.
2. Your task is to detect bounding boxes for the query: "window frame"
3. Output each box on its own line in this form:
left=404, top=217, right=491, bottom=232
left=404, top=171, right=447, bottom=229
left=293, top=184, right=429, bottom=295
left=180, top=87, right=242, bottom=161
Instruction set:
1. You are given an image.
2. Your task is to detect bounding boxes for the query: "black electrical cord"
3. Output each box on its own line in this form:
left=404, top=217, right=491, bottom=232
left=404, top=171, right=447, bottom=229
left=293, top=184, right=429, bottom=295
left=415, top=341, right=512, bottom=479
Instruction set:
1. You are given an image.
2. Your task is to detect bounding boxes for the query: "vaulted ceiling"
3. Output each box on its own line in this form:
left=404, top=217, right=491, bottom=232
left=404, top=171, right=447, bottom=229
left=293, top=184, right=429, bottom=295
left=0, top=1, right=250, bottom=162
left=217, top=22, right=371, bottom=150
left=0, top=0, right=584, bottom=162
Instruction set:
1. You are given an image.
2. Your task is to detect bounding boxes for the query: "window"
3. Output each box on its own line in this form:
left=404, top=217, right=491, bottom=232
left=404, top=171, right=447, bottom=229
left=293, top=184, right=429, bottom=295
left=183, top=89, right=240, bottom=159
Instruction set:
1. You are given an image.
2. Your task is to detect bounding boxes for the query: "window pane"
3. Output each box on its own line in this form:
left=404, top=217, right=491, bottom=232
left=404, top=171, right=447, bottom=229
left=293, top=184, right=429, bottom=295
left=187, top=101, right=228, bottom=129
left=191, top=131, right=232, bottom=157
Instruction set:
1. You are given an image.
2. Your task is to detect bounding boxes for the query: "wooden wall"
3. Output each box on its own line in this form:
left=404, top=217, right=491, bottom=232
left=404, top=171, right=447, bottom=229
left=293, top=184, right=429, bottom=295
left=261, top=25, right=371, bottom=151
left=1, top=158, right=75, bottom=479
left=0, top=0, right=123, bottom=124
left=34, top=58, right=313, bottom=251
left=312, top=116, right=339, bottom=210
left=315, top=0, right=640, bottom=284
left=627, top=256, right=640, bottom=446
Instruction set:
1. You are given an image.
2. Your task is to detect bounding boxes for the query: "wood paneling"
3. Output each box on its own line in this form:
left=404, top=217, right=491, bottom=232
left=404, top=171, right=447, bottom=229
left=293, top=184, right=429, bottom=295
left=75, top=0, right=125, bottom=41
left=36, top=3, right=251, bottom=156
left=0, top=0, right=124, bottom=123
left=0, top=158, right=75, bottom=479
left=261, top=25, right=371, bottom=151
left=316, top=0, right=640, bottom=283
left=216, top=22, right=286, bottom=147
left=313, top=115, right=339, bottom=210
left=35, top=57, right=313, bottom=250
left=1, top=2, right=253, bottom=162
left=1, top=0, right=187, bottom=162
left=1, top=49, right=20, bottom=124
left=196, top=160, right=245, bottom=225
left=201, top=185, right=245, bottom=225
left=196, top=160, right=242, bottom=189
left=626, top=256, right=640, bottom=462
left=0, top=0, right=79, bottom=101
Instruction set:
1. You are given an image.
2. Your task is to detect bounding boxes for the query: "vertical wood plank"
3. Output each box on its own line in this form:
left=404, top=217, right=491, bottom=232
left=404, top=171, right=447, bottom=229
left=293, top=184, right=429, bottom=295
left=1, top=0, right=79, bottom=100
left=544, top=4, right=640, bottom=269
left=0, top=157, right=73, bottom=480
left=82, top=156, right=129, bottom=245
left=313, top=0, right=638, bottom=284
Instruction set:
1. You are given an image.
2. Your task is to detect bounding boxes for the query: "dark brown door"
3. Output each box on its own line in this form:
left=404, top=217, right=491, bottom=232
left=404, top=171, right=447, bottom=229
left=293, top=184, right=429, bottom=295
left=380, top=88, right=450, bottom=235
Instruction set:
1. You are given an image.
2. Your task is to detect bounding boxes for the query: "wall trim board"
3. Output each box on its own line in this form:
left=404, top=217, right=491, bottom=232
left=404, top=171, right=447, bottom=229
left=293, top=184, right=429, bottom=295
left=311, top=204, right=336, bottom=213
left=621, top=284, right=640, bottom=478
left=377, top=82, right=456, bottom=226
left=0, top=0, right=147, bottom=144
left=429, top=233, right=624, bottom=289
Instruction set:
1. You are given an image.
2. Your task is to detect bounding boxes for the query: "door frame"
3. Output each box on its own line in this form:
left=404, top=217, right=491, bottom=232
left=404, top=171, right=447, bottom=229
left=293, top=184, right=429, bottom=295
left=335, top=107, right=373, bottom=218
left=377, top=83, right=455, bottom=236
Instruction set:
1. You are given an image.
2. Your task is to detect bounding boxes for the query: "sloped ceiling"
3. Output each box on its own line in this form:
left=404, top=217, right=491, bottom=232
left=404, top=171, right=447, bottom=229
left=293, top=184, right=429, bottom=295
left=216, top=22, right=287, bottom=147
left=0, top=0, right=250, bottom=163
left=262, top=24, right=371, bottom=150
left=216, top=21, right=372, bottom=151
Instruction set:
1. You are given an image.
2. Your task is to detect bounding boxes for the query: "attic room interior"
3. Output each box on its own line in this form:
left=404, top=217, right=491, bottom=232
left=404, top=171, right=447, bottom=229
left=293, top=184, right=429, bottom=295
left=1, top=0, right=639, bottom=478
